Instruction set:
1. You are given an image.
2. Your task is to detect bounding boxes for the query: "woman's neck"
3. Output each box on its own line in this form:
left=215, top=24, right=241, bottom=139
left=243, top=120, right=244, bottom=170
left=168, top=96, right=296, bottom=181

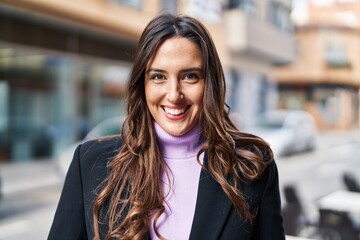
left=154, top=122, right=203, bottom=159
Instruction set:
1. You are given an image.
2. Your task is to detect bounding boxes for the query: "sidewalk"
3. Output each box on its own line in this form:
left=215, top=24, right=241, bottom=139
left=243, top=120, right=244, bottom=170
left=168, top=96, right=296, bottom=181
left=0, top=160, right=62, bottom=195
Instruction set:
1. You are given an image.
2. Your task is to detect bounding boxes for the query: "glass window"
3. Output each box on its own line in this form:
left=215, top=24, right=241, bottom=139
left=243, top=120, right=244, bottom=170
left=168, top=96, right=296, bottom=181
left=162, top=0, right=177, bottom=14
left=186, top=0, right=222, bottom=23
left=227, top=0, right=260, bottom=16
left=325, top=44, right=350, bottom=67
left=0, top=82, right=9, bottom=136
left=268, top=2, right=293, bottom=33
left=323, top=32, right=351, bottom=68
left=0, top=45, right=129, bottom=162
left=111, top=0, right=142, bottom=9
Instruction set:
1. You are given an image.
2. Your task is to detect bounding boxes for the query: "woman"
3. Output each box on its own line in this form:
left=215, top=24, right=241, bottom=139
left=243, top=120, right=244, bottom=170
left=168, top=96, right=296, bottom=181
left=49, top=14, right=284, bottom=240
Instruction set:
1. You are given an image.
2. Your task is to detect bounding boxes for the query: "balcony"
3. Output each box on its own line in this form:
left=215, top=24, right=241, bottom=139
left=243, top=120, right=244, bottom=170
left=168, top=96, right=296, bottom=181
left=224, top=9, right=296, bottom=64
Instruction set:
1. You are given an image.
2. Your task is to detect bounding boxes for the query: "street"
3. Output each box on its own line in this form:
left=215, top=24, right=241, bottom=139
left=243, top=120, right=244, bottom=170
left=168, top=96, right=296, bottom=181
left=278, top=141, right=360, bottom=199
left=277, top=132, right=360, bottom=230
left=0, top=130, right=359, bottom=240
left=0, top=161, right=62, bottom=240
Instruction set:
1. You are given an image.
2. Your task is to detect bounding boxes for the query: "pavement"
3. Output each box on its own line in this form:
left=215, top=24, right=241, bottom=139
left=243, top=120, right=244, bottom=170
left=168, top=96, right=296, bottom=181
left=0, top=159, right=62, bottom=196
left=0, top=160, right=62, bottom=240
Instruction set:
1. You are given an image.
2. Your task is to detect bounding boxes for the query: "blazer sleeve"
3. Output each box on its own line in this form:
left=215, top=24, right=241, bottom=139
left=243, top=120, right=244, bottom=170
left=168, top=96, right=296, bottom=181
left=48, top=144, right=88, bottom=240
left=254, top=161, right=285, bottom=240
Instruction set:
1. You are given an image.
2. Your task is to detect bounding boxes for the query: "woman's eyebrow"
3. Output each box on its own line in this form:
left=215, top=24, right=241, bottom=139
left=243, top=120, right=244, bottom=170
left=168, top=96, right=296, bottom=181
left=145, top=68, right=166, bottom=74
left=146, top=67, right=203, bottom=75
left=180, top=67, right=203, bottom=73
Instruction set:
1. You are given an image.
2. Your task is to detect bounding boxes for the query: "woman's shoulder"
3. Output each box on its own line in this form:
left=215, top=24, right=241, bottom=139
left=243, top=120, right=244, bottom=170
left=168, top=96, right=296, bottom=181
left=80, top=135, right=123, bottom=155
left=76, top=136, right=123, bottom=170
left=73, top=136, right=122, bottom=188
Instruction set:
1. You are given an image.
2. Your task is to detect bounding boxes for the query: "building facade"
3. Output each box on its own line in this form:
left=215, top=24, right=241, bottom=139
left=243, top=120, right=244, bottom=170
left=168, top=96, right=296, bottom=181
left=224, top=0, right=295, bottom=128
left=273, top=0, right=360, bottom=130
left=0, top=0, right=295, bottom=161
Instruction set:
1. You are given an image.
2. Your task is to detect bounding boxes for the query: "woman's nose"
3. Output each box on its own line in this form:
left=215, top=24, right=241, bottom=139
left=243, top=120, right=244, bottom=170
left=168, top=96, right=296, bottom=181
left=166, top=80, right=182, bottom=103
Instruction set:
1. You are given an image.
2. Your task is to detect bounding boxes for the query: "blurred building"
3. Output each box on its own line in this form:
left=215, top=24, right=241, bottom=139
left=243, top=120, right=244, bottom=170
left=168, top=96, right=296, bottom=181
left=223, top=0, right=295, bottom=128
left=0, top=0, right=295, bottom=162
left=273, top=0, right=360, bottom=131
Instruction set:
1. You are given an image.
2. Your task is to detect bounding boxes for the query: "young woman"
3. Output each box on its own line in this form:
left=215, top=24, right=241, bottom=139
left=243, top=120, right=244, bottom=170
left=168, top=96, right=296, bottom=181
left=49, top=13, right=284, bottom=240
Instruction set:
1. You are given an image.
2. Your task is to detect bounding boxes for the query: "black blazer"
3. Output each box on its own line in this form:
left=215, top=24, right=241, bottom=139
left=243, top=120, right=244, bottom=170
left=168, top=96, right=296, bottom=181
left=48, top=137, right=285, bottom=240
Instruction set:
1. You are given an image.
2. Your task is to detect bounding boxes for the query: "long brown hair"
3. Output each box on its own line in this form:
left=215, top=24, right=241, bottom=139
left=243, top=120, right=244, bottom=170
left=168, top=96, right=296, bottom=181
left=93, top=14, right=273, bottom=240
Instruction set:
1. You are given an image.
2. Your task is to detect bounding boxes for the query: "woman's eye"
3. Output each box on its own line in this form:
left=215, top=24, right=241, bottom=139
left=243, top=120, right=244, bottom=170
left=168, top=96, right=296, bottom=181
left=183, top=73, right=200, bottom=82
left=150, top=74, right=165, bottom=82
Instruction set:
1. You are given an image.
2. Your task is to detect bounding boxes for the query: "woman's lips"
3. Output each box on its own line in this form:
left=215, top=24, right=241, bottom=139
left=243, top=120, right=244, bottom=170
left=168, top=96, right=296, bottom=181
left=162, top=106, right=190, bottom=119
left=163, top=107, right=186, bottom=116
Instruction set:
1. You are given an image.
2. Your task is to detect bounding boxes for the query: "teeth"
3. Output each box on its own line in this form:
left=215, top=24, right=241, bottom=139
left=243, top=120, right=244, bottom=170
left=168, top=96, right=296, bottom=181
left=164, top=107, right=185, bottom=116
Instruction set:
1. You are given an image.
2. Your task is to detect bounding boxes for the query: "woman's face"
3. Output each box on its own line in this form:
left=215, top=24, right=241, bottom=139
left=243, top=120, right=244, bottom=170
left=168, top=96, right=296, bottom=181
left=145, top=37, right=205, bottom=136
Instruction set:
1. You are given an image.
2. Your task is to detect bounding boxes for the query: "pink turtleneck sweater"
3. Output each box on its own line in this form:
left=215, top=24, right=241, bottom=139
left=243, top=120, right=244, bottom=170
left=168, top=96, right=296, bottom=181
left=150, top=122, right=204, bottom=240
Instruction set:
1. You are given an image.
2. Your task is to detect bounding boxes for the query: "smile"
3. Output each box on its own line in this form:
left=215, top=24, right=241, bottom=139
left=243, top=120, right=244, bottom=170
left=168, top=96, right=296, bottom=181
left=163, top=106, right=189, bottom=116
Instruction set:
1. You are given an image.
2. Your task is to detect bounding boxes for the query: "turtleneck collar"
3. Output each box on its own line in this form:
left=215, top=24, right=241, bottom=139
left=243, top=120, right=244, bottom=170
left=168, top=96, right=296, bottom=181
left=154, top=121, right=204, bottom=159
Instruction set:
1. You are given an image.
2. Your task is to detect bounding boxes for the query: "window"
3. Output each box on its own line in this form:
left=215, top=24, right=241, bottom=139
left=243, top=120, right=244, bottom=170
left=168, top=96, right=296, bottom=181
left=323, top=32, right=351, bottom=68
left=227, top=0, right=260, bottom=16
left=186, top=0, right=222, bottom=23
left=268, top=2, right=293, bottom=33
left=162, top=0, right=177, bottom=14
left=325, top=44, right=350, bottom=68
left=0, top=82, right=9, bottom=136
left=111, top=0, right=142, bottom=9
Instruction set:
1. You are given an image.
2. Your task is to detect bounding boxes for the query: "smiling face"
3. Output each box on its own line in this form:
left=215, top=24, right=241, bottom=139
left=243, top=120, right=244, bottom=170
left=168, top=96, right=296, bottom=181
left=145, top=37, right=205, bottom=136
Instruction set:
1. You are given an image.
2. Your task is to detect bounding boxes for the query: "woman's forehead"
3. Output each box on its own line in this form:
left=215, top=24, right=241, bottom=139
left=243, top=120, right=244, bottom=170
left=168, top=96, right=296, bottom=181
left=146, top=37, right=203, bottom=69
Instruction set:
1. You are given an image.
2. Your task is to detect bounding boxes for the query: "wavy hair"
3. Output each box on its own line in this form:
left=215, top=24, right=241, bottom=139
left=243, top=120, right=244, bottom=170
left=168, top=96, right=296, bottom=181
left=93, top=14, right=273, bottom=240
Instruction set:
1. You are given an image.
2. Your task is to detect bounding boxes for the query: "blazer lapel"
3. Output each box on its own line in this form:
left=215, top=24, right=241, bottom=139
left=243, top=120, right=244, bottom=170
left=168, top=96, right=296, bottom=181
left=189, top=152, right=233, bottom=240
